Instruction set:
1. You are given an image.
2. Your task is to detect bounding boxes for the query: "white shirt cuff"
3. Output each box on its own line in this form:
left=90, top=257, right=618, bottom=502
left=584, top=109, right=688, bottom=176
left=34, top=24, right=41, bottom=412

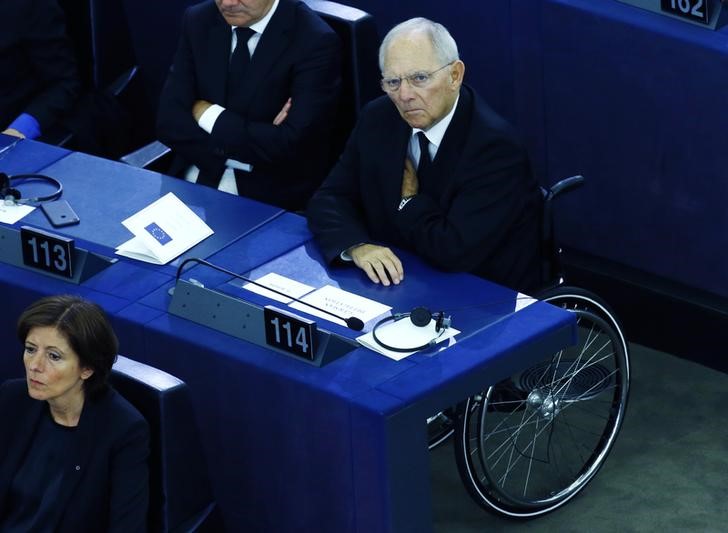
left=199, top=105, right=253, bottom=172
left=198, top=104, right=225, bottom=133
left=226, top=158, right=252, bottom=172
left=340, top=243, right=366, bottom=262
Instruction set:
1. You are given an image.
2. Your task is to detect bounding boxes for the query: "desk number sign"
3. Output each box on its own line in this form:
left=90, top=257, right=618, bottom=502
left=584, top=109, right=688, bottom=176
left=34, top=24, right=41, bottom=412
left=20, top=226, right=75, bottom=278
left=264, top=306, right=316, bottom=360
left=661, top=0, right=710, bottom=24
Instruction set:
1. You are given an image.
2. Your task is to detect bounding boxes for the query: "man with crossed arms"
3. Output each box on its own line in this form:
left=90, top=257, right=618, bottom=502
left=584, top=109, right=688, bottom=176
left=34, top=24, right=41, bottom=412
left=158, top=0, right=341, bottom=211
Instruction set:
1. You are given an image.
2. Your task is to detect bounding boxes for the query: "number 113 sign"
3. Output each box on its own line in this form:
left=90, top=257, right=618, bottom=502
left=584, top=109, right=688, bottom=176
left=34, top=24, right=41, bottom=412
left=20, top=226, right=75, bottom=278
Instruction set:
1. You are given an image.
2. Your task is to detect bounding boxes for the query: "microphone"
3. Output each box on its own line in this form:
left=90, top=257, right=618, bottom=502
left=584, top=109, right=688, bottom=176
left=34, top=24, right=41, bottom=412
left=175, top=257, right=365, bottom=331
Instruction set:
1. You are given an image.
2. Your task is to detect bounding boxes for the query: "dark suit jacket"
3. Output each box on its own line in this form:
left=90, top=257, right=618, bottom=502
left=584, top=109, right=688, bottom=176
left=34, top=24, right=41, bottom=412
left=0, top=379, right=149, bottom=533
left=306, top=85, right=543, bottom=292
left=0, top=0, right=79, bottom=133
left=157, top=0, right=341, bottom=211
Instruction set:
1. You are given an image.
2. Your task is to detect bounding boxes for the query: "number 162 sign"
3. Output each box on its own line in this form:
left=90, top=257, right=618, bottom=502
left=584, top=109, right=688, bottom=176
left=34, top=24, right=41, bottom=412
left=661, top=0, right=710, bottom=24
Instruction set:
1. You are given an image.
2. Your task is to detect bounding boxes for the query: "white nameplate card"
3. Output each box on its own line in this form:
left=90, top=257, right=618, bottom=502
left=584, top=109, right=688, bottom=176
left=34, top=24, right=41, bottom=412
left=242, top=272, right=315, bottom=304
left=115, top=192, right=213, bottom=265
left=290, top=284, right=391, bottom=329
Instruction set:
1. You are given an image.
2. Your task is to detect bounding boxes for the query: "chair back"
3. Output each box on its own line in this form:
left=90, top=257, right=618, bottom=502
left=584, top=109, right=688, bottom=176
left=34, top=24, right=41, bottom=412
left=58, top=0, right=136, bottom=90
left=53, top=0, right=140, bottom=156
left=303, top=0, right=381, bottom=164
left=110, top=355, right=217, bottom=532
left=121, top=0, right=200, bottom=116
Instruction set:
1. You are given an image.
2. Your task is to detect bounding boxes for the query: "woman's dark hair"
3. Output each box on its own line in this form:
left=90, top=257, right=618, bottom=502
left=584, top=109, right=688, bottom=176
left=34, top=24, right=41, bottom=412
left=17, top=294, right=119, bottom=399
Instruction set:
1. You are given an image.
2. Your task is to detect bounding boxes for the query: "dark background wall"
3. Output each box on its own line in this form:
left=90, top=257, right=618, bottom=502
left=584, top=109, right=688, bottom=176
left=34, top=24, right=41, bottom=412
left=337, top=1, right=518, bottom=124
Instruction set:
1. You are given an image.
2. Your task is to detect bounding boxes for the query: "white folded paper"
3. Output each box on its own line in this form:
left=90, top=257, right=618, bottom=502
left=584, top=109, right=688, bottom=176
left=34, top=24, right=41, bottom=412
left=515, top=292, right=536, bottom=311
left=115, top=192, right=213, bottom=264
left=242, top=272, right=315, bottom=304
left=290, top=284, right=391, bottom=328
left=0, top=202, right=34, bottom=224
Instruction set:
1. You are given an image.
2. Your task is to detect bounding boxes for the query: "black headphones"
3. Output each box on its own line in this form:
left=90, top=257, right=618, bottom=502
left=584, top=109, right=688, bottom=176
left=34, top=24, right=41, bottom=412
left=371, top=306, right=452, bottom=353
left=0, top=172, right=63, bottom=205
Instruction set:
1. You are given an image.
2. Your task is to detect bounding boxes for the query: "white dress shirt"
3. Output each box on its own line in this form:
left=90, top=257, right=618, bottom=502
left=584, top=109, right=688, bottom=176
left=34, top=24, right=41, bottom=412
left=408, top=94, right=460, bottom=170
left=186, top=0, right=281, bottom=194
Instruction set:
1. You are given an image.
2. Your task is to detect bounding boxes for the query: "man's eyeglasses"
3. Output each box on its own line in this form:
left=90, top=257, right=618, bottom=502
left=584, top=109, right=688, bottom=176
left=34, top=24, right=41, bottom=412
left=380, top=62, right=454, bottom=93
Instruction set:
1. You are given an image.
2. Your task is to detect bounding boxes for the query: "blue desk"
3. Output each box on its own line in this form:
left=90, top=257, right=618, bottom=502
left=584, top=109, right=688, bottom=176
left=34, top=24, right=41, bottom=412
left=133, top=231, right=575, bottom=532
left=0, top=135, right=71, bottom=175
left=17, top=150, right=285, bottom=268
left=0, top=142, right=291, bottom=374
left=1, top=143, right=575, bottom=532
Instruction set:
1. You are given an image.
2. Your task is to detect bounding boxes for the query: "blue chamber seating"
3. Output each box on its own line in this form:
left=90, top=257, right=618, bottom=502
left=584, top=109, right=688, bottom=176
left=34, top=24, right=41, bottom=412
left=110, top=355, right=219, bottom=533
left=50, top=0, right=139, bottom=157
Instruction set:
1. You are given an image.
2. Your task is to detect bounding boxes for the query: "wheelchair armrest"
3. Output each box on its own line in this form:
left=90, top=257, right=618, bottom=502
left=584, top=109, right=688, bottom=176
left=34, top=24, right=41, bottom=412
left=540, top=175, right=585, bottom=284
left=120, top=140, right=172, bottom=169
left=549, top=174, right=585, bottom=199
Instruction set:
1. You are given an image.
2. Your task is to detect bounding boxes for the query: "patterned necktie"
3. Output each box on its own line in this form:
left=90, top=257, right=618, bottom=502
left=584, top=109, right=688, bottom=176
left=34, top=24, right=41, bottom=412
left=226, top=27, right=256, bottom=104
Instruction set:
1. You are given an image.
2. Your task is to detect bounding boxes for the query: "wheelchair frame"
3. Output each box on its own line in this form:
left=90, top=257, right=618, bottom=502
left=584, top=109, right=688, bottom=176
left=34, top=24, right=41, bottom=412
left=427, top=175, right=631, bottom=518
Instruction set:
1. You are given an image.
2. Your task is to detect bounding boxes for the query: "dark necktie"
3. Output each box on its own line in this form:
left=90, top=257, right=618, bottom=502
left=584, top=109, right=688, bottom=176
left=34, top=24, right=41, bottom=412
left=226, top=27, right=256, bottom=104
left=417, top=131, right=432, bottom=182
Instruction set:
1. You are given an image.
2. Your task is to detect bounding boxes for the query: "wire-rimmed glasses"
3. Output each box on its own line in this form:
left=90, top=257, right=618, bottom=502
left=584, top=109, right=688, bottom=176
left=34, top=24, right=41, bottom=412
left=380, top=61, right=454, bottom=93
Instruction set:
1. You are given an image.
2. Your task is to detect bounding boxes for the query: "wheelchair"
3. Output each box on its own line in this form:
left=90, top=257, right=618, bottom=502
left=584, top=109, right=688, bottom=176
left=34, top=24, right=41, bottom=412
left=427, top=175, right=630, bottom=518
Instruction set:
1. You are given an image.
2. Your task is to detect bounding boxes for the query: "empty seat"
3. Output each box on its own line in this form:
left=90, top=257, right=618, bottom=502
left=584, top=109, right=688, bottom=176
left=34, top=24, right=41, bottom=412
left=110, top=355, right=219, bottom=532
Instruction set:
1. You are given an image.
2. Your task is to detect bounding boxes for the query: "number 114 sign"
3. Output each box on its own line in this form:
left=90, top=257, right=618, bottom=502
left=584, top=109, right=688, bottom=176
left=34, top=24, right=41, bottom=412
left=263, top=306, right=316, bottom=360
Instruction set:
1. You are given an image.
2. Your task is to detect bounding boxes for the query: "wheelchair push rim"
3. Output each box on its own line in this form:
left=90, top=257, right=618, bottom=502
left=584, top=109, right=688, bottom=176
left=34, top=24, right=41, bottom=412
left=455, top=293, right=629, bottom=518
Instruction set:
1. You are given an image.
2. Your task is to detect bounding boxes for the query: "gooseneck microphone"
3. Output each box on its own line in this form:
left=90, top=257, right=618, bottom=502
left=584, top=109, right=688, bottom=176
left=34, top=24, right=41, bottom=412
left=175, top=257, right=365, bottom=331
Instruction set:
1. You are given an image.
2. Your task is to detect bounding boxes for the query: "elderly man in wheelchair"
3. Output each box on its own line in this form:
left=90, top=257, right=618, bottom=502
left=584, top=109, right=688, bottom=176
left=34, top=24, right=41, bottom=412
left=306, top=16, right=630, bottom=518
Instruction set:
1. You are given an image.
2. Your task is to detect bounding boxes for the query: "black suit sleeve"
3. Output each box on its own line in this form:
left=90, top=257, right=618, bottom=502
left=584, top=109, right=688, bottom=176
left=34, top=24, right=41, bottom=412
left=156, top=10, right=227, bottom=178
left=107, top=416, right=150, bottom=533
left=157, top=4, right=341, bottom=175
left=306, top=118, right=372, bottom=264
left=395, top=137, right=534, bottom=273
left=11, top=0, right=80, bottom=132
left=210, top=30, right=341, bottom=166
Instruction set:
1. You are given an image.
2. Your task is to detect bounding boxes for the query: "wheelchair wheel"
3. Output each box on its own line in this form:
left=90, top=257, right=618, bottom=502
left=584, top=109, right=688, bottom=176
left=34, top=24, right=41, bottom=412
left=454, top=287, right=630, bottom=518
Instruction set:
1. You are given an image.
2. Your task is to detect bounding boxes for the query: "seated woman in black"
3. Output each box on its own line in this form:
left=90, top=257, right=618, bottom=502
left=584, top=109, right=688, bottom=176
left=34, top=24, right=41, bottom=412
left=0, top=295, right=149, bottom=532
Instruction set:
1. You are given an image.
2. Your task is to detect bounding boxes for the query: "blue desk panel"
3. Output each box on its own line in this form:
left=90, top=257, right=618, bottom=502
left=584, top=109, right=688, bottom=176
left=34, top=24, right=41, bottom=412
left=138, top=211, right=313, bottom=311
left=1, top=143, right=576, bottom=533
left=0, top=135, right=71, bottom=176
left=17, top=151, right=284, bottom=269
left=139, top=238, right=575, bottom=532
left=2, top=147, right=295, bottom=380
left=538, top=0, right=728, bottom=296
